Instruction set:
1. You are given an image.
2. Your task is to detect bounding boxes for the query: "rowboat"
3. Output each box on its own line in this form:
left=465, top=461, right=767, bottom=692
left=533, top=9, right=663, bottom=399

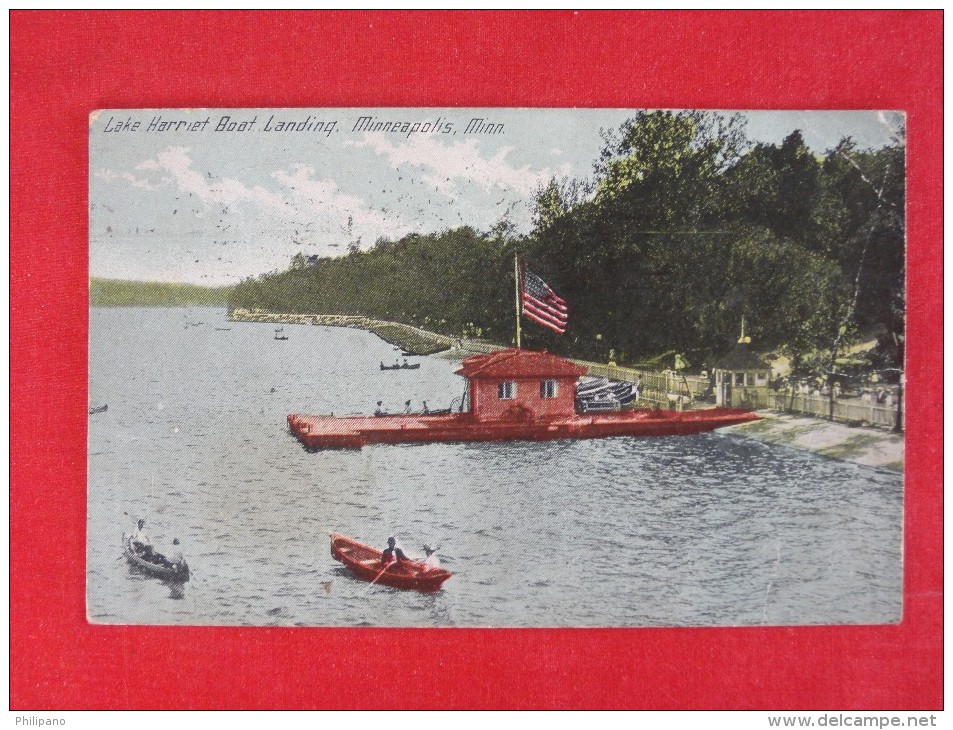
left=89, top=404, right=108, bottom=414
left=576, top=376, right=609, bottom=395
left=330, top=532, right=452, bottom=592
left=380, top=362, right=421, bottom=370
left=609, top=381, right=638, bottom=405
left=122, top=535, right=190, bottom=583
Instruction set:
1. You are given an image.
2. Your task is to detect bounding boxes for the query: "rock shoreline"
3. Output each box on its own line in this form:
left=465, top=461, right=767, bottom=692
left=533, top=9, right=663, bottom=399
left=229, top=309, right=462, bottom=355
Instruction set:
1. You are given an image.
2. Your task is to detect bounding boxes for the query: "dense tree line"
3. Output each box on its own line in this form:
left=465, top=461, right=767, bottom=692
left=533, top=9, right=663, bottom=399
left=230, top=111, right=905, bottom=377
left=231, top=227, right=516, bottom=343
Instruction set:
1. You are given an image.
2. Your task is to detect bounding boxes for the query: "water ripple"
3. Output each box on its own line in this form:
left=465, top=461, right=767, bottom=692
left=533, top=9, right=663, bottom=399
left=88, top=307, right=903, bottom=628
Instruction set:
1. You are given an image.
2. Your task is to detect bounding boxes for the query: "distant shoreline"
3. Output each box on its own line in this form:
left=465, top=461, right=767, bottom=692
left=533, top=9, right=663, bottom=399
left=228, top=308, right=483, bottom=356
left=89, top=277, right=232, bottom=308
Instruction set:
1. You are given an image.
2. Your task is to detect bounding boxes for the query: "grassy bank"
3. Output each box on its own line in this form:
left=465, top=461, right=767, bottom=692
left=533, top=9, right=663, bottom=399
left=90, top=278, right=232, bottom=308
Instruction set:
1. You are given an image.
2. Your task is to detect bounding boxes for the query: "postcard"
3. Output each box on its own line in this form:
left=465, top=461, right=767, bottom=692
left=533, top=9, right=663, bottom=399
left=87, top=107, right=905, bottom=628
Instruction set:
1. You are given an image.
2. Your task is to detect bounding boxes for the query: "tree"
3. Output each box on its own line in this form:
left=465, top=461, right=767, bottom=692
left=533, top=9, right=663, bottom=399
left=229, top=113, right=905, bottom=385
left=730, top=130, right=822, bottom=241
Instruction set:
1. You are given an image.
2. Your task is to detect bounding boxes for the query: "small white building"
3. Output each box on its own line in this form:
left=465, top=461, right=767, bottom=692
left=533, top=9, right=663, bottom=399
left=713, top=338, right=772, bottom=409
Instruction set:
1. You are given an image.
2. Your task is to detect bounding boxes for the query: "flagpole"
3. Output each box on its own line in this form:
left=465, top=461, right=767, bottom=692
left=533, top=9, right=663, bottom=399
left=514, top=254, right=522, bottom=349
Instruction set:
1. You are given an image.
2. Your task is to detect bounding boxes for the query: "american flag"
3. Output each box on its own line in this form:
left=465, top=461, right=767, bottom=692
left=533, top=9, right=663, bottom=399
left=522, top=267, right=568, bottom=334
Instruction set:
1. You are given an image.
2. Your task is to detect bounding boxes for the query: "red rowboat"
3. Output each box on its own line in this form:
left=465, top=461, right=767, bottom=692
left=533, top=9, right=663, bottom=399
left=330, top=532, right=452, bottom=592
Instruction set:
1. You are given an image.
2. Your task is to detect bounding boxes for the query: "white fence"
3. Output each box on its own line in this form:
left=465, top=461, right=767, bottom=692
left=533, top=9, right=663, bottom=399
left=772, top=393, right=902, bottom=430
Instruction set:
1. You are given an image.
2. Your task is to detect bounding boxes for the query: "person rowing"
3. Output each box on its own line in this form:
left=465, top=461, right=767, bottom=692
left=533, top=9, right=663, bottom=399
left=382, top=536, right=409, bottom=563
left=131, top=519, right=154, bottom=559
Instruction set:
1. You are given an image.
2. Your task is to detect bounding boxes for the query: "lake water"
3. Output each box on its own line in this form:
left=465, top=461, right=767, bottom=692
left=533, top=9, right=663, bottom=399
left=87, top=307, right=902, bottom=627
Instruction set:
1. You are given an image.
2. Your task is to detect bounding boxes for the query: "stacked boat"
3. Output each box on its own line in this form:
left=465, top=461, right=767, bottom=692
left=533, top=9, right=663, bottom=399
left=575, top=377, right=639, bottom=413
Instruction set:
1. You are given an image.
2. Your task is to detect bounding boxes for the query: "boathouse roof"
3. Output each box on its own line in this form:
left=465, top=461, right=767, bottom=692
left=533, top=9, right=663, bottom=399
left=456, top=348, right=588, bottom=379
left=713, top=342, right=771, bottom=371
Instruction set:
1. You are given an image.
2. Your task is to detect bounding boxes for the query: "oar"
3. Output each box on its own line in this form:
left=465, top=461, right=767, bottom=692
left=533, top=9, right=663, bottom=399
left=365, top=560, right=395, bottom=592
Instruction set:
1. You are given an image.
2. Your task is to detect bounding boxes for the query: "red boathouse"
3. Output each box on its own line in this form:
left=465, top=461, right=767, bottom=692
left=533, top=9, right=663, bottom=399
left=288, top=348, right=759, bottom=450
left=459, top=349, right=588, bottom=422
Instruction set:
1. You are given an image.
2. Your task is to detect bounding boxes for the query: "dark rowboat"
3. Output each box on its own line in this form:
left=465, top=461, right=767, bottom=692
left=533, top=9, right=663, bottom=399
left=576, top=396, right=619, bottom=413
left=576, top=377, right=609, bottom=395
left=609, top=381, right=638, bottom=405
left=330, top=532, right=451, bottom=592
left=89, top=404, right=108, bottom=415
left=123, top=535, right=190, bottom=583
left=380, top=362, right=421, bottom=370
left=575, top=381, right=637, bottom=410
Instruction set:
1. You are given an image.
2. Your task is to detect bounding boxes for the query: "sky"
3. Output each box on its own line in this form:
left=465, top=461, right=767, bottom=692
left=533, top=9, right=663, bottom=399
left=89, top=108, right=904, bottom=286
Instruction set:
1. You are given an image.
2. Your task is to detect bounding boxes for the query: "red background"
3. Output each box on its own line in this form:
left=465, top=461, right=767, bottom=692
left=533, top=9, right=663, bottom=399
left=10, top=11, right=942, bottom=709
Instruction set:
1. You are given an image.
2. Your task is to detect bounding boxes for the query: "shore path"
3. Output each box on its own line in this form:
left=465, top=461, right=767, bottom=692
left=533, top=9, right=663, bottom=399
left=722, top=411, right=903, bottom=473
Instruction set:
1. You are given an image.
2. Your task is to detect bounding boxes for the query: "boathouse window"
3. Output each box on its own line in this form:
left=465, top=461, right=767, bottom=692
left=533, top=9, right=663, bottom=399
left=540, top=379, right=558, bottom=398
left=735, top=372, right=746, bottom=387
left=498, top=381, right=516, bottom=400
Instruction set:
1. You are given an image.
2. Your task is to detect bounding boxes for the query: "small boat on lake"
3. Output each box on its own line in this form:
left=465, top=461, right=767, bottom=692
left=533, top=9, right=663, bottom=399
left=380, top=362, right=420, bottom=370
left=330, top=532, right=452, bottom=592
left=122, top=535, right=190, bottom=583
left=274, top=327, right=289, bottom=341
left=89, top=404, right=108, bottom=415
